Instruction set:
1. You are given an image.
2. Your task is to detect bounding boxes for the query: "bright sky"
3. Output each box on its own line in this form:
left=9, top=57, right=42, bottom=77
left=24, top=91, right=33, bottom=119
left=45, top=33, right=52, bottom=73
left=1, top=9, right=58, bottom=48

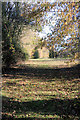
left=27, top=0, right=56, bottom=4
left=38, top=10, right=58, bottom=38
left=37, top=2, right=65, bottom=39
left=37, top=3, right=71, bottom=41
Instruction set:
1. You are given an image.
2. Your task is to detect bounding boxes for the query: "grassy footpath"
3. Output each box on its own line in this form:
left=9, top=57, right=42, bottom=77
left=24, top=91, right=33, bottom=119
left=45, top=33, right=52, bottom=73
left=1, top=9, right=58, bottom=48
left=2, top=59, right=80, bottom=120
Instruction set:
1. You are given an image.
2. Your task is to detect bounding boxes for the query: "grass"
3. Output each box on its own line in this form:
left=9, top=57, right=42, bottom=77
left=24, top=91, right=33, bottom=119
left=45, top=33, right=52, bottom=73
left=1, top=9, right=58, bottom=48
left=17, top=58, right=79, bottom=69
left=2, top=59, right=80, bottom=120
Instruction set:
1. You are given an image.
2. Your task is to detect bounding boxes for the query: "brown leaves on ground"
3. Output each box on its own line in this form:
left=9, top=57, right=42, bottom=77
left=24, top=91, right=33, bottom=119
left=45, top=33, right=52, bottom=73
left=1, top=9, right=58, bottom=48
left=2, top=60, right=80, bottom=119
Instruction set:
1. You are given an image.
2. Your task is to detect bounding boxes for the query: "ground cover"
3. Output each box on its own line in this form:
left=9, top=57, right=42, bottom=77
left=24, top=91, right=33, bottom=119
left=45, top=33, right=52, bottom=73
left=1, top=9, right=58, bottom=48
left=2, top=59, right=80, bottom=120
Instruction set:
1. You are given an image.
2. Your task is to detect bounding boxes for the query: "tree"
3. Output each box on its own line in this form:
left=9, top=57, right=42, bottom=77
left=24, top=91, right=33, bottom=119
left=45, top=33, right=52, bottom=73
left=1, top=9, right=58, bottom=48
left=37, top=2, right=79, bottom=60
left=2, top=1, right=53, bottom=67
left=2, top=2, right=79, bottom=68
left=2, top=2, right=26, bottom=67
left=31, top=48, right=39, bottom=59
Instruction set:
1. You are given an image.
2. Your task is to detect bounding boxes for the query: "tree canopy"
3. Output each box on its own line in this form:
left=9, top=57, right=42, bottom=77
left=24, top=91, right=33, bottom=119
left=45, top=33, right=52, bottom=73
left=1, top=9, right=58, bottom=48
left=36, top=2, right=79, bottom=58
left=2, top=1, right=79, bottom=67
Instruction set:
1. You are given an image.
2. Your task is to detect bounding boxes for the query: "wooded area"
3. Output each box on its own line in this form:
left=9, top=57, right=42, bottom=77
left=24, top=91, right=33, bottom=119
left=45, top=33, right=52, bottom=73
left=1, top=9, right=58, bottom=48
left=2, top=2, right=79, bottom=67
left=2, top=1, right=80, bottom=120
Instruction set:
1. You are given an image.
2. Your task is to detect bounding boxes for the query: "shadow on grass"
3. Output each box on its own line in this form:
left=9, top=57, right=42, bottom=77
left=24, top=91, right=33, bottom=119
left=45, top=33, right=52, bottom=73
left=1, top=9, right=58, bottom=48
left=2, top=96, right=80, bottom=120
left=2, top=64, right=80, bottom=81
left=2, top=64, right=80, bottom=119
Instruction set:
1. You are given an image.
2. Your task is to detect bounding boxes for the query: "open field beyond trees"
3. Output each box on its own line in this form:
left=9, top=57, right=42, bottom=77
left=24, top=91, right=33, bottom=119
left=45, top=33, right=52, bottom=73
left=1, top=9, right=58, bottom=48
left=2, top=59, right=80, bottom=120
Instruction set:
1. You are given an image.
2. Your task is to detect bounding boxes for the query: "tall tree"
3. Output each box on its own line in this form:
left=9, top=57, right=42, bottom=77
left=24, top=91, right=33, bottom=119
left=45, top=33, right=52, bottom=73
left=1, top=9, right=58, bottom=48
left=2, top=1, right=79, bottom=68
left=38, top=2, right=79, bottom=59
left=2, top=2, right=27, bottom=67
left=2, top=1, right=54, bottom=67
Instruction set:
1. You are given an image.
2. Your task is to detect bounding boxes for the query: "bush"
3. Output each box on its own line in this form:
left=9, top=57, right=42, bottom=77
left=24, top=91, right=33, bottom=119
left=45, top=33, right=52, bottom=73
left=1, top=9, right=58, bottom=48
left=31, top=49, right=39, bottom=59
left=49, top=49, right=58, bottom=58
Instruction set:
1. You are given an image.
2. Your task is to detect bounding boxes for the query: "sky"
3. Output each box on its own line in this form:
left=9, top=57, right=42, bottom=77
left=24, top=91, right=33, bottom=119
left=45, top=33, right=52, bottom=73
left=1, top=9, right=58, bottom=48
left=35, top=2, right=77, bottom=52
left=27, top=0, right=56, bottom=4
left=37, top=5, right=60, bottom=38
left=21, top=1, right=78, bottom=51
left=37, top=2, right=66, bottom=39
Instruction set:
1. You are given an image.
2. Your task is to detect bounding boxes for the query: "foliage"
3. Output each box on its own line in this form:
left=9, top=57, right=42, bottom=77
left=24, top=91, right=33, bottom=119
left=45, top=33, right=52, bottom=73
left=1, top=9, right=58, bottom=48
left=2, top=2, right=28, bottom=67
left=31, top=48, right=39, bottom=59
left=49, top=49, right=58, bottom=58
left=2, top=2, right=79, bottom=67
left=37, top=2, right=79, bottom=60
left=2, top=1, right=53, bottom=67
